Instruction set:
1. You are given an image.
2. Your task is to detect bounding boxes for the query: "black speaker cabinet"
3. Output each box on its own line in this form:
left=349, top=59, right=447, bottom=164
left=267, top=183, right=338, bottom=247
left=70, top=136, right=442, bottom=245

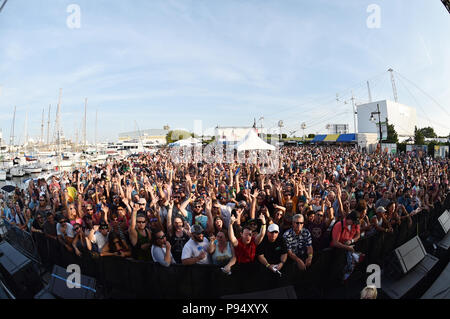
left=0, top=241, right=43, bottom=298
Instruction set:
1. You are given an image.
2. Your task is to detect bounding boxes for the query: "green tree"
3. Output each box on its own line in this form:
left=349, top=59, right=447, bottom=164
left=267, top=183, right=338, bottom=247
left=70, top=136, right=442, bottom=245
left=418, top=126, right=437, bottom=138
left=384, top=124, right=398, bottom=143
left=166, top=130, right=192, bottom=144
left=414, top=126, right=425, bottom=145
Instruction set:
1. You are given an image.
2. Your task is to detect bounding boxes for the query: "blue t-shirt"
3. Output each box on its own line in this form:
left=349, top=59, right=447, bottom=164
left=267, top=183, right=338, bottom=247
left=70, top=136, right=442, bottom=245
left=186, top=210, right=208, bottom=230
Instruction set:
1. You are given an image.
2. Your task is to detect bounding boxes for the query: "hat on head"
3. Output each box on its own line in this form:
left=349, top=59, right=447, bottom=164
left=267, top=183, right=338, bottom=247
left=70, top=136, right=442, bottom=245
left=376, top=206, right=387, bottom=213
left=191, top=224, right=204, bottom=235
left=138, top=198, right=146, bottom=205
left=268, top=223, right=279, bottom=233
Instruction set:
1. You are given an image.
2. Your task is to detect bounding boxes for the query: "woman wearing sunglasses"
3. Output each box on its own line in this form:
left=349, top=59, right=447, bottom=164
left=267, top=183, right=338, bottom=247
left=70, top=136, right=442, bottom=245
left=72, top=223, right=92, bottom=257
left=151, top=229, right=175, bottom=267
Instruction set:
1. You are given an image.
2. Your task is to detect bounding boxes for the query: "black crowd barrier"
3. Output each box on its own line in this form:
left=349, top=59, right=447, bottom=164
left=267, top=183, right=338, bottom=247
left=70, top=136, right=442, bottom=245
left=3, top=220, right=41, bottom=265
left=5, top=196, right=450, bottom=298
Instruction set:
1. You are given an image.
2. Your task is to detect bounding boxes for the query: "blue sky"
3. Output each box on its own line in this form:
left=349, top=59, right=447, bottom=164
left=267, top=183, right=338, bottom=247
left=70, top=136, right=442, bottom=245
left=0, top=0, right=449, bottom=143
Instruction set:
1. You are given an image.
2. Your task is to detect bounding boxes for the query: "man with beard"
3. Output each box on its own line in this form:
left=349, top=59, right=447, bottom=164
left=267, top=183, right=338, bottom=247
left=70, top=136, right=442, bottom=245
left=181, top=224, right=212, bottom=265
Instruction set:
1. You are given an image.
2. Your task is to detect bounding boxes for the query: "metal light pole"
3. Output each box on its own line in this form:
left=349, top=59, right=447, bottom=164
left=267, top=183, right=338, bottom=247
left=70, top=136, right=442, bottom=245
left=370, top=103, right=383, bottom=147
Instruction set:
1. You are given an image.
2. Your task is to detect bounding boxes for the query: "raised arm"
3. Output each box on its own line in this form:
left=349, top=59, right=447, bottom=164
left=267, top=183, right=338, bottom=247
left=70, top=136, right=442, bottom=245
left=255, top=214, right=266, bottom=245
left=228, top=216, right=239, bottom=247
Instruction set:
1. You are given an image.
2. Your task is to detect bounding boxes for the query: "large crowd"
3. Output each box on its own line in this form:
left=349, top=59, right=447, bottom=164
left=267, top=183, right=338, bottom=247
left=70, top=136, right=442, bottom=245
left=1, top=145, right=448, bottom=282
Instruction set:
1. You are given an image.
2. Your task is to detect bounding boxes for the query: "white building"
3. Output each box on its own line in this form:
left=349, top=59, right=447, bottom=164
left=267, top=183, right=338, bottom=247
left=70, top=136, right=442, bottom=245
left=357, top=100, right=417, bottom=142
left=118, top=129, right=169, bottom=145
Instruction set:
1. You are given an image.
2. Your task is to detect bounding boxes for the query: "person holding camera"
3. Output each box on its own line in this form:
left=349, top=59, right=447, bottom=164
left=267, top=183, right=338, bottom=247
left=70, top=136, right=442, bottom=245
left=256, top=223, right=288, bottom=275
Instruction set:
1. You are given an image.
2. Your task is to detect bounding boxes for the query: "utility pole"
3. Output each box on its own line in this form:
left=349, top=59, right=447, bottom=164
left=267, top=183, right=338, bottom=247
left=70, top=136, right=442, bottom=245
left=351, top=91, right=358, bottom=134
left=388, top=68, right=399, bottom=103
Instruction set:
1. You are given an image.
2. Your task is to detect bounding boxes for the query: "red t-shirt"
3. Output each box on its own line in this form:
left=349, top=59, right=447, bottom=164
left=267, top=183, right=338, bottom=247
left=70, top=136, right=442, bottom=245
left=235, top=237, right=257, bottom=264
left=331, top=220, right=360, bottom=247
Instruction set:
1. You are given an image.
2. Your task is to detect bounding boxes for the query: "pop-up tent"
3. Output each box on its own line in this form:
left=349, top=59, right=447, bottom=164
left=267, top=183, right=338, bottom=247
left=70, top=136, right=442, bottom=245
left=234, top=129, right=276, bottom=152
left=169, top=137, right=202, bottom=147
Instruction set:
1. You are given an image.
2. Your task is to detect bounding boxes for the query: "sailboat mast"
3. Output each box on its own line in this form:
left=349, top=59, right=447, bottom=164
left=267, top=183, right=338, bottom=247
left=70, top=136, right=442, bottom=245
left=47, top=104, right=51, bottom=146
left=83, top=98, right=87, bottom=148
left=10, top=105, right=16, bottom=152
left=24, top=111, right=28, bottom=148
left=95, top=109, right=98, bottom=153
left=40, top=108, right=45, bottom=146
left=56, top=88, right=62, bottom=162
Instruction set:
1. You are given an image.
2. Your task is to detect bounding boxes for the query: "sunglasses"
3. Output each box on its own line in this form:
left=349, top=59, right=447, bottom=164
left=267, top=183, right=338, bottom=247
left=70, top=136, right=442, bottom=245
left=294, top=222, right=304, bottom=225
left=74, top=227, right=80, bottom=231
left=137, top=220, right=146, bottom=224
left=157, top=234, right=166, bottom=240
left=149, top=218, right=158, bottom=222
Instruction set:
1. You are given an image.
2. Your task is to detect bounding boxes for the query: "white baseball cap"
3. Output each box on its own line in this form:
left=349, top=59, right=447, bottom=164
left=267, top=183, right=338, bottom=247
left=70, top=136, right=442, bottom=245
left=267, top=223, right=279, bottom=233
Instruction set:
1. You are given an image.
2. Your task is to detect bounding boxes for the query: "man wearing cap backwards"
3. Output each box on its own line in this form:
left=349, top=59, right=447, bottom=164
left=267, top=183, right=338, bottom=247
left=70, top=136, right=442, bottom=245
left=283, top=214, right=313, bottom=271
left=181, top=224, right=213, bottom=265
left=256, top=223, right=288, bottom=274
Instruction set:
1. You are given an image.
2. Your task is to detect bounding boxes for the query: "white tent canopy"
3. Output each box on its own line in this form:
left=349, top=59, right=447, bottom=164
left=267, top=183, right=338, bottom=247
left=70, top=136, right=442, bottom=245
left=169, top=137, right=202, bottom=147
left=234, top=129, right=276, bottom=152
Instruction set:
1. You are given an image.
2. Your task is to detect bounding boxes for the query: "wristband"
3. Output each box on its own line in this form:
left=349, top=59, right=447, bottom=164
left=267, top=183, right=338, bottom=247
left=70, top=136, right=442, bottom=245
left=266, top=263, right=270, bottom=268
left=261, top=224, right=266, bottom=226
left=308, top=254, right=313, bottom=258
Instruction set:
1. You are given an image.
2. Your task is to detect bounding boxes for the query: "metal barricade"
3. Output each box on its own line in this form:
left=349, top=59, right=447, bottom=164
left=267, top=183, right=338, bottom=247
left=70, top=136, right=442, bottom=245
left=2, top=219, right=42, bottom=265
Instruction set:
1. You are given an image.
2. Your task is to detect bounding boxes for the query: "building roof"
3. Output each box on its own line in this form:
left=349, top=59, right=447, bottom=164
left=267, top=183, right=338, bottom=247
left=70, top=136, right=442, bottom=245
left=119, top=129, right=169, bottom=138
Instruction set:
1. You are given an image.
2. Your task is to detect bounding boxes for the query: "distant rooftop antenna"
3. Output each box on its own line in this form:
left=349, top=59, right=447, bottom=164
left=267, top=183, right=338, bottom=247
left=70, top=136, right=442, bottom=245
left=388, top=68, right=399, bottom=103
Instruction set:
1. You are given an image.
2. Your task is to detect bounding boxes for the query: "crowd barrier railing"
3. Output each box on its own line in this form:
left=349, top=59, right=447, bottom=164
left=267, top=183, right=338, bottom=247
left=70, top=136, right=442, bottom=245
left=11, top=197, right=450, bottom=298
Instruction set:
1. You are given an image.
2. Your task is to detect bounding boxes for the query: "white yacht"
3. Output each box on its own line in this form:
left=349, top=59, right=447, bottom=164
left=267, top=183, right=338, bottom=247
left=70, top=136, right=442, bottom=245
left=0, top=169, right=6, bottom=181
left=23, top=163, right=43, bottom=174
left=10, top=166, right=26, bottom=177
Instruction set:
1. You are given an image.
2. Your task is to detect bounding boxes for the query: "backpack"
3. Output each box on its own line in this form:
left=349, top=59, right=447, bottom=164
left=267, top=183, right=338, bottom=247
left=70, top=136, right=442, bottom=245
left=324, top=218, right=345, bottom=247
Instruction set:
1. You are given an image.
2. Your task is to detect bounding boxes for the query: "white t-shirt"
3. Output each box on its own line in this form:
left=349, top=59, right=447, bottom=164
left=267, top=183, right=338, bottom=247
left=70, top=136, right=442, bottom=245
left=91, top=231, right=108, bottom=251
left=181, top=238, right=210, bottom=264
left=56, top=222, right=74, bottom=238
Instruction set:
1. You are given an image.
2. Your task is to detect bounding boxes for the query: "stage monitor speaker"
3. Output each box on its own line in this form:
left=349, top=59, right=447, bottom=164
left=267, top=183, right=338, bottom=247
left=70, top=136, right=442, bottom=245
left=394, top=236, right=427, bottom=274
left=0, top=241, right=43, bottom=298
left=221, top=285, right=297, bottom=299
left=47, top=265, right=96, bottom=299
left=438, top=210, right=450, bottom=234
